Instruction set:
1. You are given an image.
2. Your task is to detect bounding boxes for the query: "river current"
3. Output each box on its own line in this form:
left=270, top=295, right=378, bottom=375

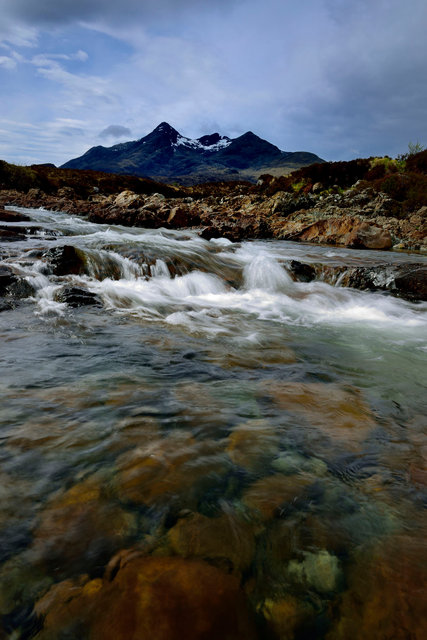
left=0, top=207, right=426, bottom=639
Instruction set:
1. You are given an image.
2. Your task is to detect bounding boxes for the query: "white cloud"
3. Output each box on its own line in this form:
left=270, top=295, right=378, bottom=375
left=0, top=55, right=16, bottom=70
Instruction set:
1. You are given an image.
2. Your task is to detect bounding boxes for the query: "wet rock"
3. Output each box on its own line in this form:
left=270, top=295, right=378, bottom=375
left=42, top=245, right=87, bottom=276
left=341, top=263, right=427, bottom=302
left=0, top=207, right=31, bottom=222
left=287, top=260, right=316, bottom=282
left=0, top=553, right=53, bottom=615
left=327, top=534, right=427, bottom=640
left=226, top=419, right=280, bottom=473
left=242, top=473, right=315, bottom=520
left=287, top=550, right=343, bottom=594
left=168, top=511, right=257, bottom=574
left=55, top=286, right=102, bottom=307
left=0, top=265, right=16, bottom=295
left=31, top=476, right=137, bottom=578
left=263, top=382, right=376, bottom=450
left=34, top=555, right=258, bottom=640
left=116, top=431, right=228, bottom=509
left=260, top=595, right=319, bottom=640
left=0, top=265, right=34, bottom=301
left=0, top=227, right=26, bottom=241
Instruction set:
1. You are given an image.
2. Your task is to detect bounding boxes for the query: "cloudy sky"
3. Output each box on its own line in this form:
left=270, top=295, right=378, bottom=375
left=0, top=0, right=426, bottom=166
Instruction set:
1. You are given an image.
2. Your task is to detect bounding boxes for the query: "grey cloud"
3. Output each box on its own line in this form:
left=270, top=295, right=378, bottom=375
left=0, top=0, right=240, bottom=28
left=99, top=125, right=132, bottom=139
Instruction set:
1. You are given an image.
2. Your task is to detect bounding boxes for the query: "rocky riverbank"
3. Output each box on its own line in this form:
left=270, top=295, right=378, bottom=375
left=0, top=181, right=426, bottom=252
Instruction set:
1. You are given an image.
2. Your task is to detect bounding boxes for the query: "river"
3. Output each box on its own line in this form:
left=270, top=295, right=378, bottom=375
left=0, top=207, right=426, bottom=639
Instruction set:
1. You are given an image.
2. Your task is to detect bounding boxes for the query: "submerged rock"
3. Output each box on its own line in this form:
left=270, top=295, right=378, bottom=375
left=226, top=419, right=280, bottom=473
left=287, top=549, right=343, bottom=594
left=33, top=555, right=258, bottom=640
left=168, top=511, right=257, bottom=574
left=30, top=476, right=137, bottom=578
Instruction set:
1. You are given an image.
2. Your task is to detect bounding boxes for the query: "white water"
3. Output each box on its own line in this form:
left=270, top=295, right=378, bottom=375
left=3, top=207, right=426, bottom=345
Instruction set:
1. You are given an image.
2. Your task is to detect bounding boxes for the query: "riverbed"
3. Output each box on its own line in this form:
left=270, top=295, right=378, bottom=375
left=1, top=207, right=426, bottom=639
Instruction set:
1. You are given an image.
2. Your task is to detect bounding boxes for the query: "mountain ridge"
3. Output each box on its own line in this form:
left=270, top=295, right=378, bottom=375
left=61, top=122, right=324, bottom=185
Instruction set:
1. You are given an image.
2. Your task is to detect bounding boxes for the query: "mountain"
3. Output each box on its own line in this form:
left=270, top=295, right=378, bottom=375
left=61, top=122, right=324, bottom=185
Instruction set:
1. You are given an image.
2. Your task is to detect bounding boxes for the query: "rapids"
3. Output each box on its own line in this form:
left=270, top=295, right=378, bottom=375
left=0, top=207, right=426, bottom=639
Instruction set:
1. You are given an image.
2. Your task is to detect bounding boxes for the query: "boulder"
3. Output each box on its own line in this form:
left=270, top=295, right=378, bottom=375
left=34, top=555, right=258, bottom=640
left=42, top=245, right=87, bottom=276
left=0, top=207, right=31, bottom=222
left=0, top=227, right=26, bottom=241
left=168, top=511, right=257, bottom=574
left=30, top=476, right=137, bottom=578
left=55, top=286, right=102, bottom=307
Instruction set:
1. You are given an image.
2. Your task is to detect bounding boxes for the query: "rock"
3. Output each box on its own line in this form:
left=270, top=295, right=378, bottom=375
left=0, top=265, right=34, bottom=301
left=287, top=260, right=316, bottom=282
left=226, top=419, right=280, bottom=473
left=341, top=263, right=427, bottom=302
left=347, top=221, right=392, bottom=249
left=168, top=511, right=257, bottom=574
left=287, top=550, right=343, bottom=594
left=114, top=190, right=142, bottom=208
left=42, top=245, right=87, bottom=276
left=0, top=227, right=26, bottom=241
left=31, top=476, right=137, bottom=578
left=55, top=286, right=102, bottom=307
left=242, top=473, right=315, bottom=520
left=312, top=182, right=323, bottom=193
left=116, top=431, right=228, bottom=508
left=0, top=553, right=53, bottom=615
left=327, top=534, right=427, bottom=640
left=261, top=382, right=376, bottom=451
left=33, top=555, right=258, bottom=640
left=293, top=217, right=392, bottom=249
left=0, top=207, right=31, bottom=222
left=57, top=186, right=75, bottom=199
left=260, top=595, right=318, bottom=640
left=0, top=265, right=16, bottom=295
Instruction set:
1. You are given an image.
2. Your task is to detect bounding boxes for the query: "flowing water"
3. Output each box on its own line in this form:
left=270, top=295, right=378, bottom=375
left=0, top=207, right=426, bottom=639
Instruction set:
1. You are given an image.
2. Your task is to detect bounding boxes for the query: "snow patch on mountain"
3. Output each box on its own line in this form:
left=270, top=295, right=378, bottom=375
left=173, top=135, right=231, bottom=152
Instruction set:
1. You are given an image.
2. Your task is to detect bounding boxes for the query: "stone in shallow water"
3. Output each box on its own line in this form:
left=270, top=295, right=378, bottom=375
left=260, top=596, right=318, bottom=640
left=287, top=550, right=343, bottom=594
left=326, top=534, right=427, bottom=640
left=263, top=382, right=376, bottom=451
left=242, top=472, right=315, bottom=521
left=168, top=510, right=258, bottom=575
left=31, top=476, right=137, bottom=578
left=34, top=555, right=258, bottom=640
left=272, top=452, right=328, bottom=476
left=116, top=431, right=229, bottom=509
left=226, top=419, right=280, bottom=473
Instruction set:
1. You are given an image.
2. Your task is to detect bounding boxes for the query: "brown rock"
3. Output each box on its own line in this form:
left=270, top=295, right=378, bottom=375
left=0, top=207, right=31, bottom=222
left=347, top=221, right=392, bottom=249
left=327, top=534, right=427, bottom=640
left=242, top=473, right=315, bottom=520
left=262, top=382, right=375, bottom=450
left=168, top=511, right=257, bottom=574
left=34, top=555, right=258, bottom=640
left=31, top=476, right=137, bottom=577
left=116, top=431, right=228, bottom=507
left=226, top=419, right=280, bottom=473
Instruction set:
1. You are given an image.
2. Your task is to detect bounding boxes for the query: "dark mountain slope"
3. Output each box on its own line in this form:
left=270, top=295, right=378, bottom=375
left=62, top=122, right=324, bottom=184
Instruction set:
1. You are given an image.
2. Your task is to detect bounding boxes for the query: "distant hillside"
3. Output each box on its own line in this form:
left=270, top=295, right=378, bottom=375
left=61, top=122, right=324, bottom=184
